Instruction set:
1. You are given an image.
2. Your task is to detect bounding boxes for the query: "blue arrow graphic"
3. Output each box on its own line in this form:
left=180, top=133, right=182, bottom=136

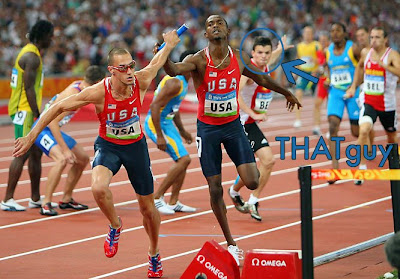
left=281, top=59, right=319, bottom=85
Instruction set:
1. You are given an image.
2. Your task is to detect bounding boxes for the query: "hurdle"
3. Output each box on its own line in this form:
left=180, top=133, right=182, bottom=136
left=298, top=143, right=400, bottom=279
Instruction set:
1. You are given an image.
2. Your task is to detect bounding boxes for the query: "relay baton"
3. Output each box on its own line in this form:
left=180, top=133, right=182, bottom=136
left=157, top=24, right=189, bottom=51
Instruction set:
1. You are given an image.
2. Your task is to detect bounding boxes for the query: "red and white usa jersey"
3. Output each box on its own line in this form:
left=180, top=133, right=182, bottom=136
left=196, top=46, right=241, bottom=125
left=97, top=77, right=143, bottom=145
left=240, top=60, right=273, bottom=124
left=363, top=48, right=398, bottom=111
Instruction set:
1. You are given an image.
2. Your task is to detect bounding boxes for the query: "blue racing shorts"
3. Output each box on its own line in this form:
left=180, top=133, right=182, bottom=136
left=144, top=115, right=188, bottom=161
left=34, top=127, right=77, bottom=156
left=327, top=87, right=360, bottom=121
left=196, top=117, right=255, bottom=177
left=92, top=136, right=154, bottom=196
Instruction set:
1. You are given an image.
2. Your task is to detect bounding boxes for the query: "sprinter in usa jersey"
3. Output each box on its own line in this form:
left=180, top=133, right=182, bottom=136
left=13, top=30, right=181, bottom=278
left=162, top=15, right=301, bottom=266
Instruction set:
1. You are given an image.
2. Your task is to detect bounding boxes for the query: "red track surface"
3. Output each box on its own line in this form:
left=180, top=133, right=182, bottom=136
left=0, top=96, right=394, bottom=278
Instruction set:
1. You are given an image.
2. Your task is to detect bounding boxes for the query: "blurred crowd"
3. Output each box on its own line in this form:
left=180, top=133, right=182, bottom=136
left=1, top=0, right=400, bottom=79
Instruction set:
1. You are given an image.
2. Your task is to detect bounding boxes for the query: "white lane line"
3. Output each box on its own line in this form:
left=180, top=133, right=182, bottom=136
left=0, top=152, right=355, bottom=230
left=0, top=180, right=343, bottom=261
left=90, top=196, right=391, bottom=278
left=0, top=131, right=389, bottom=191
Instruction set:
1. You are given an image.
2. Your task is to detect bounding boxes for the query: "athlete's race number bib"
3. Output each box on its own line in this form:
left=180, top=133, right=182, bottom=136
left=254, top=92, right=273, bottom=113
left=204, top=91, right=237, bottom=117
left=40, top=134, right=55, bottom=151
left=106, top=116, right=141, bottom=139
left=10, top=68, right=18, bottom=88
left=12, top=111, right=27, bottom=125
left=331, top=69, right=352, bottom=88
left=364, top=75, right=385, bottom=95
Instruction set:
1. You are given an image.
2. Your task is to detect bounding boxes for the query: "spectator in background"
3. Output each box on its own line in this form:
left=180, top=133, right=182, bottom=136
left=1, top=0, right=400, bottom=79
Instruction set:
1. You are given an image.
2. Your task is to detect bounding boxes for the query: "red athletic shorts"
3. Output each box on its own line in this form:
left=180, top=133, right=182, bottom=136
left=317, top=76, right=328, bottom=99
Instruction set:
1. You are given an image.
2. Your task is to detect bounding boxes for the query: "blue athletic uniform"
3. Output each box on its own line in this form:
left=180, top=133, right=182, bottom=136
left=144, top=75, right=189, bottom=161
left=326, top=41, right=360, bottom=120
left=34, top=82, right=81, bottom=156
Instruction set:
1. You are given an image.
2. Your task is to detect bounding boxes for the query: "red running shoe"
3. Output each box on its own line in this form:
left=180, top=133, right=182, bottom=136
left=148, top=253, right=163, bottom=278
left=104, top=217, right=122, bottom=258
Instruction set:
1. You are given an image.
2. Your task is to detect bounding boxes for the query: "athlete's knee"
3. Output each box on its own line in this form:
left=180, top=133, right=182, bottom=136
left=56, top=156, right=69, bottom=168
left=328, top=119, right=340, bottom=136
left=358, top=124, right=371, bottom=138
left=139, top=200, right=156, bottom=218
left=177, top=155, right=191, bottom=168
left=260, top=156, right=275, bottom=171
left=91, top=181, right=109, bottom=198
left=209, top=185, right=223, bottom=204
left=358, top=117, right=372, bottom=137
left=245, top=177, right=258, bottom=190
left=30, top=146, right=42, bottom=161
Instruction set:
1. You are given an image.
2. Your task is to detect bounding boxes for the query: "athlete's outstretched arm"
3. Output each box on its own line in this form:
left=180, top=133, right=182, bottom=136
left=163, top=55, right=197, bottom=77
left=136, top=30, right=180, bottom=96
left=380, top=50, right=400, bottom=78
left=241, top=51, right=301, bottom=111
left=268, top=35, right=294, bottom=67
left=13, top=86, right=101, bottom=157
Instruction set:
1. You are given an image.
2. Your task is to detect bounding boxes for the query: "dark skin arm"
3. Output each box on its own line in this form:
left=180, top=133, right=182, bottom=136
left=19, top=52, right=41, bottom=118
left=163, top=57, right=197, bottom=77
left=150, top=78, right=183, bottom=151
left=238, top=50, right=302, bottom=111
left=173, top=111, right=192, bottom=144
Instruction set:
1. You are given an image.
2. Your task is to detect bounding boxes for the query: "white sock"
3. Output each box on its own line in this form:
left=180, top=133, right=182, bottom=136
left=230, top=186, right=240, bottom=197
left=359, top=164, right=367, bottom=170
left=248, top=194, right=258, bottom=205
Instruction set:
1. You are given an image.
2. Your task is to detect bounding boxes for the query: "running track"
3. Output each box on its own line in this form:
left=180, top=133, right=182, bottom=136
left=0, top=96, right=394, bottom=278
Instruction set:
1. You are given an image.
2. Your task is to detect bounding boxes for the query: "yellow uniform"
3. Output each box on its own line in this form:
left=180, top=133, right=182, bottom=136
left=296, top=41, right=321, bottom=91
left=8, top=43, right=43, bottom=138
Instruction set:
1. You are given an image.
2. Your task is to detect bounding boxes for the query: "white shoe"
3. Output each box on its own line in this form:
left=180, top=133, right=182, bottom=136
left=28, top=198, right=58, bottom=209
left=293, top=120, right=302, bottom=128
left=167, top=201, right=196, bottom=213
left=155, top=198, right=175, bottom=215
left=227, top=245, right=244, bottom=266
left=1, top=199, right=26, bottom=211
left=325, top=132, right=330, bottom=139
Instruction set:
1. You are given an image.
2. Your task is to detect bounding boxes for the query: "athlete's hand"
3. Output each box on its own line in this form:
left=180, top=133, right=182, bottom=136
left=180, top=130, right=193, bottom=144
left=13, top=135, right=34, bottom=157
left=250, top=111, right=268, bottom=122
left=63, top=149, right=77, bottom=164
left=156, top=136, right=167, bottom=151
left=279, top=35, right=294, bottom=51
left=345, top=86, right=356, bottom=99
left=285, top=93, right=302, bottom=111
left=163, top=30, right=180, bottom=49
